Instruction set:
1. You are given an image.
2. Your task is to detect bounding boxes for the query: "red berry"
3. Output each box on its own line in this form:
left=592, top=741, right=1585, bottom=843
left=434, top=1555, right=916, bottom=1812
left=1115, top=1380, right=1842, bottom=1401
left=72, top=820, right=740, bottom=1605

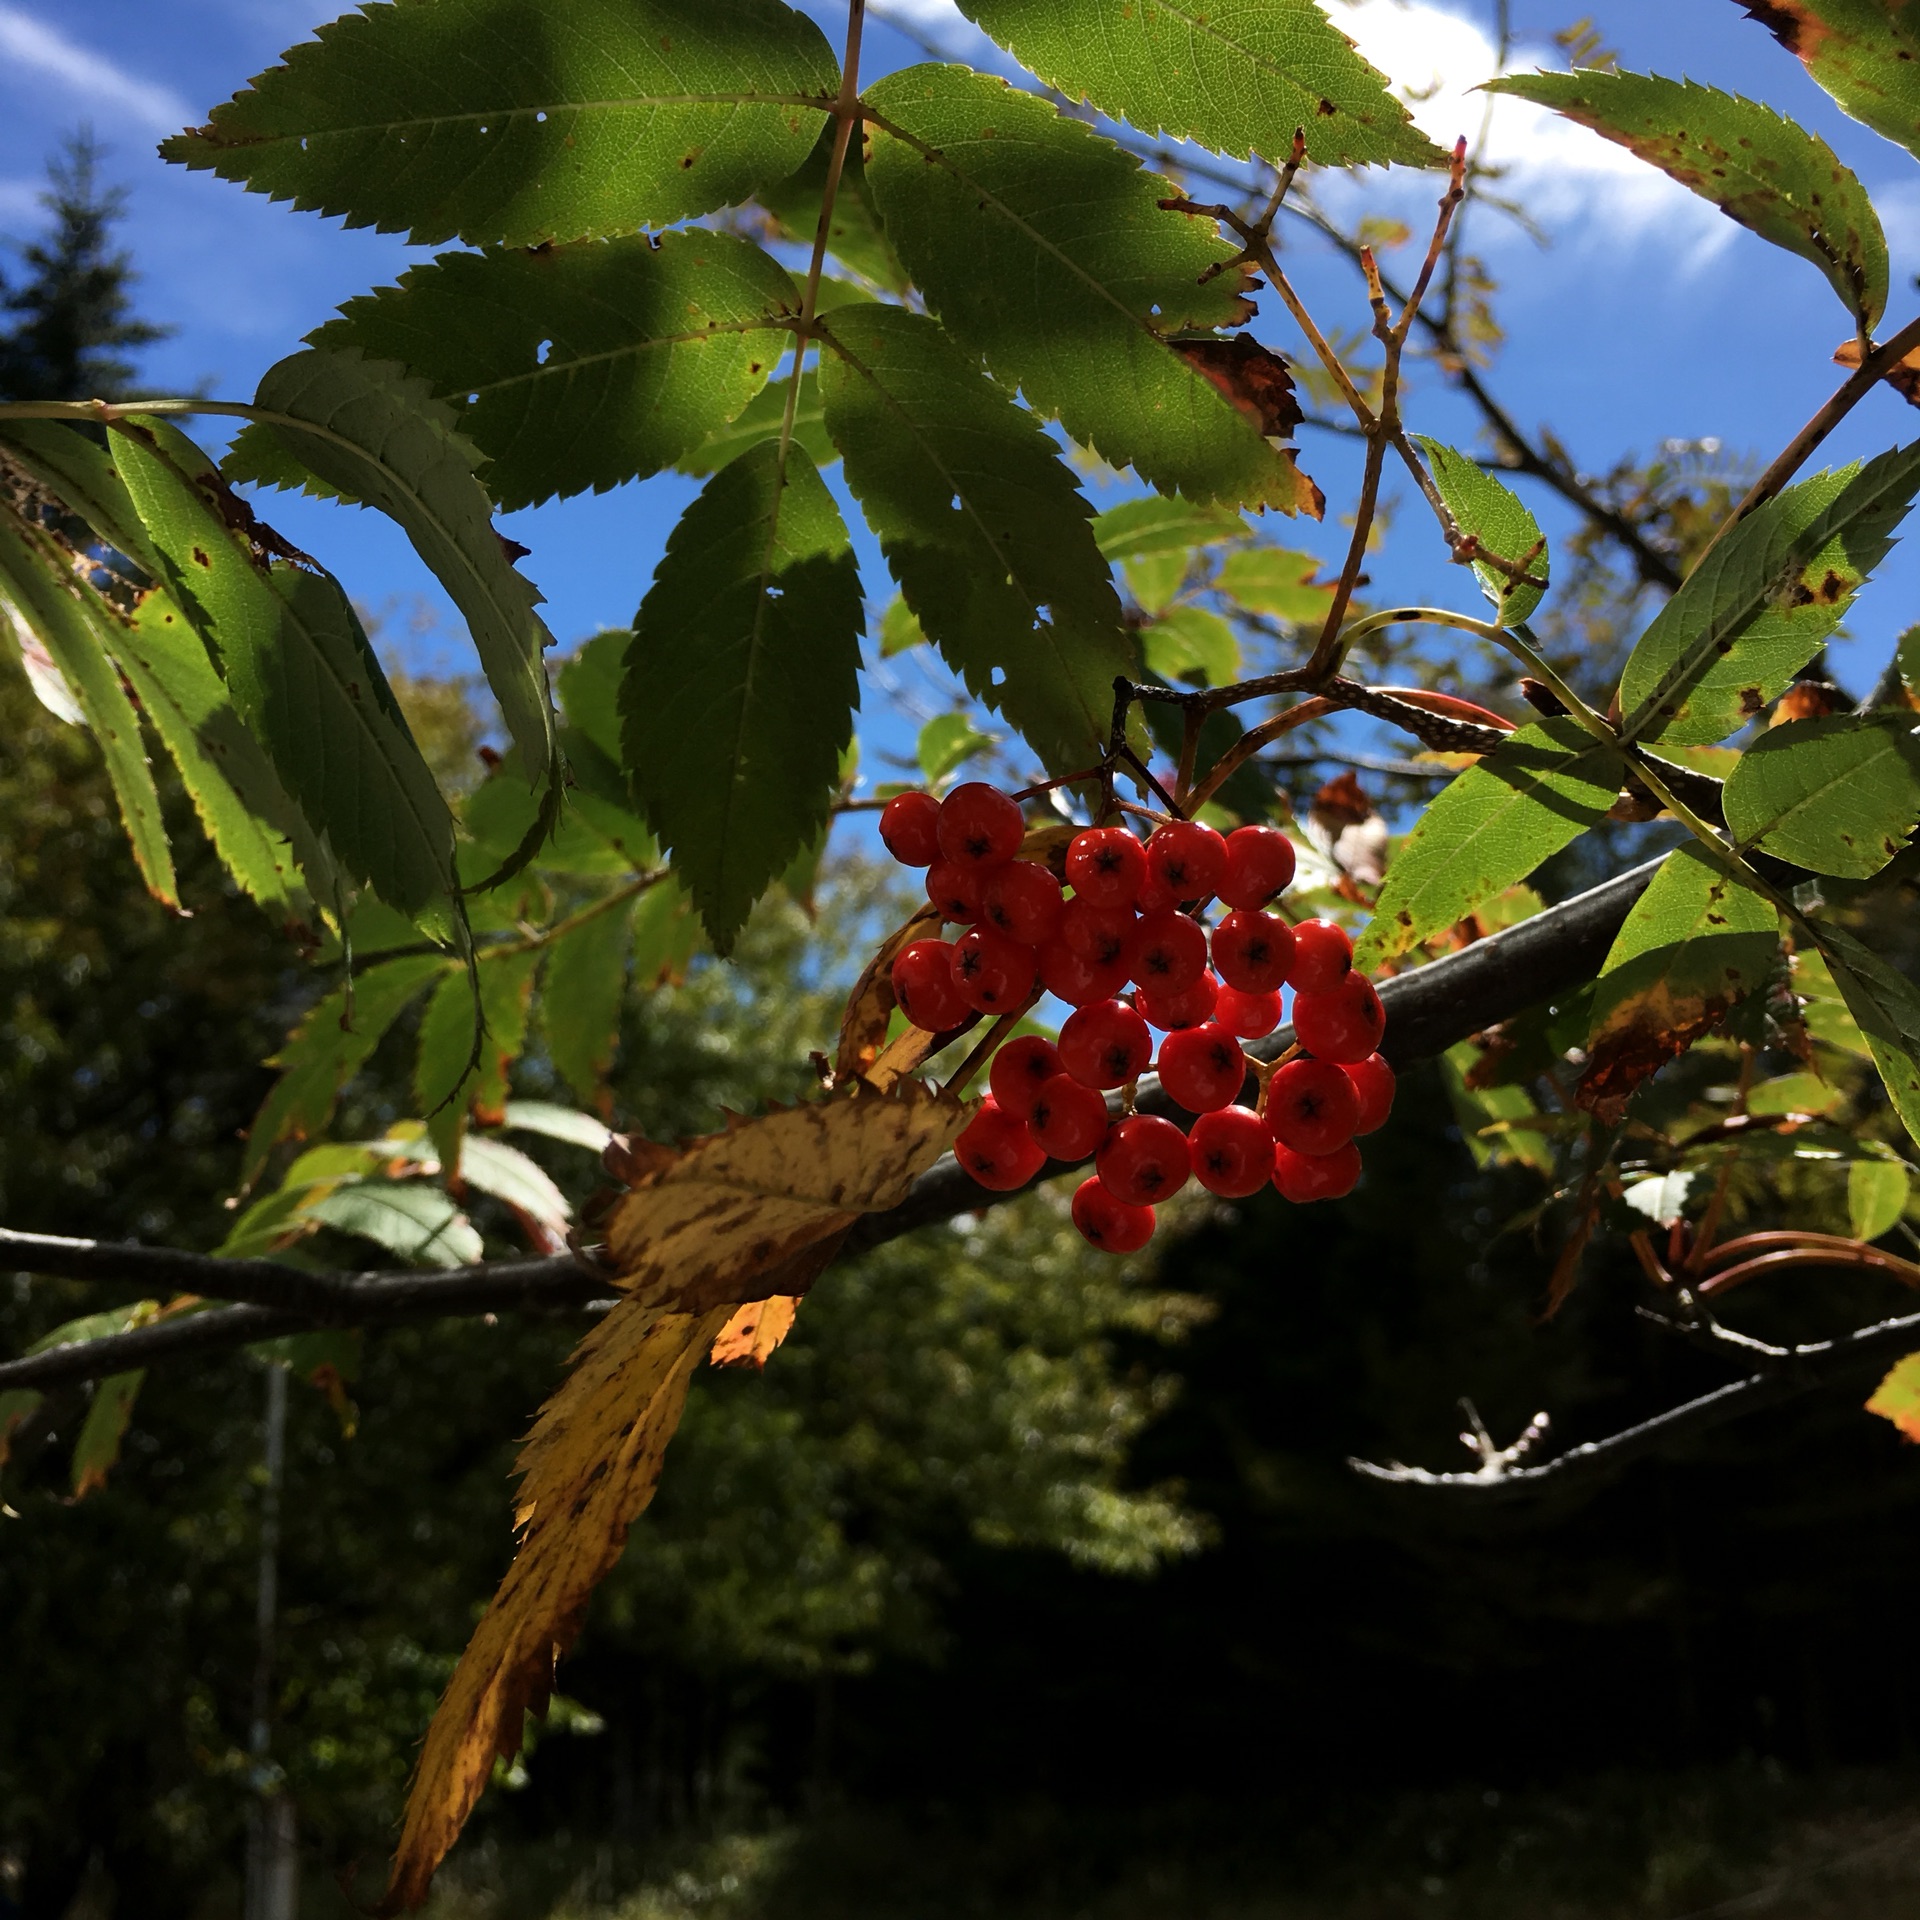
left=879, top=791, right=942, bottom=867
left=989, top=1034, right=1063, bottom=1121
left=1218, top=825, right=1297, bottom=908
left=1189, top=1105, right=1277, bottom=1198
left=1289, top=919, right=1354, bottom=994
left=1037, top=937, right=1130, bottom=1007
left=1144, top=820, right=1227, bottom=901
left=1030, top=1072, right=1111, bottom=1160
left=1212, top=909, right=1294, bottom=994
left=952, top=925, right=1037, bottom=1014
left=1156, top=1020, right=1248, bottom=1113
left=1134, top=868, right=1177, bottom=915
left=1215, top=984, right=1282, bottom=1039
left=1293, top=973, right=1385, bottom=1065
left=1129, top=909, right=1208, bottom=993
left=1065, top=826, right=1147, bottom=908
left=1058, top=998, right=1154, bottom=1088
left=1266, top=1057, right=1361, bottom=1155
left=1344, top=1053, right=1396, bottom=1135
left=926, top=858, right=984, bottom=923
left=892, top=938, right=971, bottom=1032
left=1071, top=1176, right=1155, bottom=1253
left=1096, top=1113, right=1192, bottom=1205
left=1137, top=969, right=1219, bottom=1032
left=1272, top=1139, right=1362, bottom=1203
left=937, top=781, right=1024, bottom=871
left=984, top=860, right=1065, bottom=944
left=956, top=1100, right=1047, bottom=1192
left=1060, top=897, right=1136, bottom=969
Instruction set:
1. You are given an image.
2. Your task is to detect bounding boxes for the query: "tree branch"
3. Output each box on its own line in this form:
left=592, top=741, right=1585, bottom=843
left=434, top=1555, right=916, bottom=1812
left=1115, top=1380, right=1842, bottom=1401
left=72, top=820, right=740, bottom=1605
left=1349, top=1300, right=1920, bottom=1505
left=2, top=860, right=1667, bottom=1395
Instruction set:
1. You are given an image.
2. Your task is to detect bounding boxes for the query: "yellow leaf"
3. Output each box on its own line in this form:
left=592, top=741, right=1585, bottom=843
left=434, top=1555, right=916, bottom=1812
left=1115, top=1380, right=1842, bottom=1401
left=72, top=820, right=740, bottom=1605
left=380, top=1078, right=967, bottom=1911
left=1867, top=1350, right=1920, bottom=1442
left=710, top=1293, right=801, bottom=1369
left=834, top=900, right=942, bottom=1085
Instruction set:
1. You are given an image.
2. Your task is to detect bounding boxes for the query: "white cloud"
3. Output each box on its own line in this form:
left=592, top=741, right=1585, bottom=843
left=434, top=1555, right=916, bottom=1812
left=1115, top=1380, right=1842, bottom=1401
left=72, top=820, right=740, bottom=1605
left=0, top=6, right=194, bottom=137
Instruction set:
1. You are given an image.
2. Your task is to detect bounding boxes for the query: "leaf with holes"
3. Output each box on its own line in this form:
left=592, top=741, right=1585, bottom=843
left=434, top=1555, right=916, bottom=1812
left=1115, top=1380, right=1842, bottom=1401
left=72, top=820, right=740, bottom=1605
left=1737, top=1, right=1920, bottom=169
left=1411, top=435, right=1549, bottom=626
left=226, top=348, right=559, bottom=790
left=1619, top=445, right=1920, bottom=746
left=111, top=417, right=465, bottom=940
left=1485, top=70, right=1887, bottom=329
left=1724, top=712, right=1920, bottom=877
left=818, top=304, right=1134, bottom=773
left=244, top=234, right=801, bottom=511
left=1358, top=719, right=1621, bottom=965
left=959, top=0, right=1442, bottom=169
left=1575, top=844, right=1781, bottom=1122
left=622, top=441, right=862, bottom=948
left=381, top=1078, right=964, bottom=1913
left=863, top=66, right=1316, bottom=511
left=0, top=506, right=175, bottom=903
left=162, top=0, right=838, bottom=248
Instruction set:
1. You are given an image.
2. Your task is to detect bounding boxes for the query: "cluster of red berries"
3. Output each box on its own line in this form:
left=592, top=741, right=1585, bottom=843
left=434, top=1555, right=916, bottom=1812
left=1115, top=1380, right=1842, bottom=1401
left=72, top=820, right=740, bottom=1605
left=878, top=781, right=1394, bottom=1254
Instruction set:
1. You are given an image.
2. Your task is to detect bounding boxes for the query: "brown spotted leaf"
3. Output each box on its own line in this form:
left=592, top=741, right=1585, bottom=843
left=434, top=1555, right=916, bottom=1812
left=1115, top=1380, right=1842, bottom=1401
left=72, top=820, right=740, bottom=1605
left=835, top=901, right=944, bottom=1085
left=1576, top=843, right=1781, bottom=1122
left=710, top=1293, right=802, bottom=1369
left=1739, top=2, right=1920, bottom=169
left=1835, top=335, right=1920, bottom=405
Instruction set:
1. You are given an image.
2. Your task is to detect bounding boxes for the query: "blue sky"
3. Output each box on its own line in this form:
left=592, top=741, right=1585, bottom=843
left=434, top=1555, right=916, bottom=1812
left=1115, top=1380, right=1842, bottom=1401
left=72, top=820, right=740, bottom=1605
left=5, top=0, right=1920, bottom=741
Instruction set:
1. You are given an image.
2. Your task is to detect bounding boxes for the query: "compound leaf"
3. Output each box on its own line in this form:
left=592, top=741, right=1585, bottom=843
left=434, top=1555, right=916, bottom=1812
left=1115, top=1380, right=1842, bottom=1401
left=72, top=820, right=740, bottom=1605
left=268, top=234, right=800, bottom=511
left=622, top=441, right=861, bottom=949
left=756, top=122, right=908, bottom=290
left=1358, top=718, right=1620, bottom=965
left=228, top=347, right=559, bottom=790
left=111, top=417, right=464, bottom=940
left=1619, top=445, right=1920, bottom=747
left=162, top=0, right=837, bottom=248
left=959, top=0, right=1442, bottom=169
left=1724, top=711, right=1920, bottom=877
left=1576, top=843, right=1781, bottom=1121
left=1410, top=435, right=1548, bottom=626
left=818, top=303, right=1134, bottom=773
left=1738, top=1, right=1920, bottom=169
left=1485, top=70, right=1887, bottom=329
left=863, top=66, right=1316, bottom=511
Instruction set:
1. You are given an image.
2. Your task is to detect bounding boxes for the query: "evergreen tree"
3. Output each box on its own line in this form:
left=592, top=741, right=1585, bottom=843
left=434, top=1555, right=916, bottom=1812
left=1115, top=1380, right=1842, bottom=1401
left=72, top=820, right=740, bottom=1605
left=0, top=131, right=169, bottom=402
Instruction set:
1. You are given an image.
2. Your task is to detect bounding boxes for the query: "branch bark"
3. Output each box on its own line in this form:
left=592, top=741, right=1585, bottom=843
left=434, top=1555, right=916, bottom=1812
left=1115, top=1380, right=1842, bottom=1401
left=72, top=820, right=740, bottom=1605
left=1, top=858, right=1667, bottom=1396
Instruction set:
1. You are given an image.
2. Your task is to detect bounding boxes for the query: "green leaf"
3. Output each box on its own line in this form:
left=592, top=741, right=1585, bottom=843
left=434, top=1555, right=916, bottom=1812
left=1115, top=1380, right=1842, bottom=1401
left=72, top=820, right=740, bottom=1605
left=308, top=1181, right=483, bottom=1268
left=415, top=967, right=486, bottom=1170
left=1737, top=2, right=1920, bottom=169
left=1410, top=436, right=1549, bottom=626
left=457, top=1135, right=572, bottom=1245
left=227, top=347, right=559, bottom=790
left=244, top=955, right=453, bottom=1185
left=1850, top=1156, right=1910, bottom=1241
left=878, top=595, right=925, bottom=658
left=1215, top=545, right=1335, bottom=622
left=1358, top=718, right=1621, bottom=965
left=1092, top=497, right=1244, bottom=560
left=1816, top=922, right=1920, bottom=1146
left=1577, top=844, right=1781, bottom=1117
left=497, top=1100, right=614, bottom=1153
left=557, top=631, right=628, bottom=764
left=818, top=303, right=1134, bottom=774
left=958, top=0, right=1443, bottom=169
left=1619, top=445, right=1920, bottom=747
left=260, top=233, right=800, bottom=511
left=71, top=1371, right=145, bottom=1499
left=110, top=417, right=465, bottom=939
left=1439, top=1041, right=1553, bottom=1173
left=0, top=506, right=175, bottom=903
left=1898, top=623, right=1920, bottom=701
left=918, top=711, right=995, bottom=786
left=1867, top=1351, right=1920, bottom=1440
left=1725, top=712, right=1920, bottom=877
left=675, top=370, right=837, bottom=478
left=542, top=899, right=633, bottom=1107
left=161, top=0, right=838, bottom=247
left=1122, top=550, right=1189, bottom=615
left=627, top=873, right=702, bottom=987
left=757, top=121, right=909, bottom=291
left=1143, top=605, right=1238, bottom=686
left=1484, top=70, right=1887, bottom=329
left=0, top=419, right=166, bottom=576
left=863, top=66, right=1317, bottom=511
left=622, top=440, right=862, bottom=948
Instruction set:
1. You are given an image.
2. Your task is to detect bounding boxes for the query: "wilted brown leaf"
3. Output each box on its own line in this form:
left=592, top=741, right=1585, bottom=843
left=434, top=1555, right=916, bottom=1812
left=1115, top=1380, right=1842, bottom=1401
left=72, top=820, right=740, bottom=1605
left=1170, top=336, right=1324, bottom=520
left=834, top=901, right=942, bottom=1084
left=1835, top=336, right=1920, bottom=406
